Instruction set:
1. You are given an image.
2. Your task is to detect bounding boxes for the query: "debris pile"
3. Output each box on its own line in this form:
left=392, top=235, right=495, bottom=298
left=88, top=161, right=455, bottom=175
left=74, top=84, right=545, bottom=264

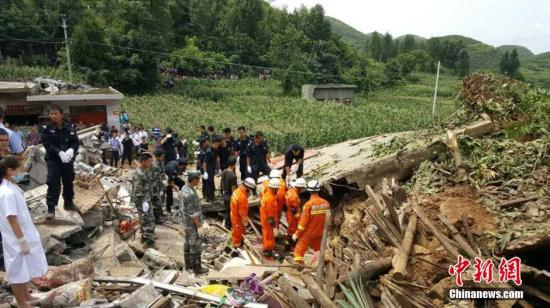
left=0, top=73, right=547, bottom=307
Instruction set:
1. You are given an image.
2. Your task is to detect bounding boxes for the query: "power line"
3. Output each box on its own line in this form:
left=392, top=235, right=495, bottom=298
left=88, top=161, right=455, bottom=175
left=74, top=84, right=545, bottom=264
left=1, top=34, right=363, bottom=82
left=0, top=34, right=63, bottom=44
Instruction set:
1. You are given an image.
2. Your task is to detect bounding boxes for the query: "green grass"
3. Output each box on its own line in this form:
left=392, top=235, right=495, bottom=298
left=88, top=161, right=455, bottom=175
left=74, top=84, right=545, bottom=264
left=123, top=73, right=459, bottom=153
left=0, top=63, right=84, bottom=82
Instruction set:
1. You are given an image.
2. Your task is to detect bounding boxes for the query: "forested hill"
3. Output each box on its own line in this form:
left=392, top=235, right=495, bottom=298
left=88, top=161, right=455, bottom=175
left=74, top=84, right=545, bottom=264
left=1, top=0, right=549, bottom=92
left=326, top=16, right=550, bottom=88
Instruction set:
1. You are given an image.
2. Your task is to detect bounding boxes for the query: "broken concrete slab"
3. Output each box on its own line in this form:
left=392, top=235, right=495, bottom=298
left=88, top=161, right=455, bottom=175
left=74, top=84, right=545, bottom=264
left=115, top=242, right=139, bottom=262
left=92, top=227, right=122, bottom=275
left=39, top=224, right=82, bottom=240
left=108, top=266, right=144, bottom=278
left=111, top=283, right=159, bottom=308
left=142, top=248, right=178, bottom=269
left=173, top=271, right=204, bottom=287
left=44, top=237, right=66, bottom=254
left=151, top=270, right=179, bottom=284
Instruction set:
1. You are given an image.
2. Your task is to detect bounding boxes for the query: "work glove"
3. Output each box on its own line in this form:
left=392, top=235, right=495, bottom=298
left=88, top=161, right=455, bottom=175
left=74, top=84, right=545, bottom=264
left=273, top=228, right=279, bottom=238
left=247, top=166, right=252, bottom=174
left=292, top=233, right=298, bottom=242
left=167, top=134, right=172, bottom=138
left=203, top=172, right=209, bottom=180
left=192, top=140, right=199, bottom=146
left=66, top=148, right=74, bottom=160
left=59, top=151, right=70, bottom=163
left=17, top=237, right=30, bottom=255
left=142, top=201, right=150, bottom=213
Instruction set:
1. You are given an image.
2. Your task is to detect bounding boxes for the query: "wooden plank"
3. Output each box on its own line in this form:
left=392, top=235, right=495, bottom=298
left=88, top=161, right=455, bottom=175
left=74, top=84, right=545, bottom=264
left=413, top=205, right=460, bottom=259
left=392, top=215, right=417, bottom=281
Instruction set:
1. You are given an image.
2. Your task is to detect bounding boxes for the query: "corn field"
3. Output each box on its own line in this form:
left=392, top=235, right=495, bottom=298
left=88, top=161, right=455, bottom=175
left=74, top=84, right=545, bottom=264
left=123, top=74, right=459, bottom=153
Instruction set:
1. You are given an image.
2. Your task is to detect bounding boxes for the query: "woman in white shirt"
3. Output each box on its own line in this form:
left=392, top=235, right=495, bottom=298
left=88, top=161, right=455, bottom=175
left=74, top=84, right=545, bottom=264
left=0, top=156, right=48, bottom=307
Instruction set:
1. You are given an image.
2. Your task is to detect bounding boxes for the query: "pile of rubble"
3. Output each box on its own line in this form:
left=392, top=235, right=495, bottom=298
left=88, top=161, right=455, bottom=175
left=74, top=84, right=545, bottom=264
left=0, top=73, right=547, bottom=307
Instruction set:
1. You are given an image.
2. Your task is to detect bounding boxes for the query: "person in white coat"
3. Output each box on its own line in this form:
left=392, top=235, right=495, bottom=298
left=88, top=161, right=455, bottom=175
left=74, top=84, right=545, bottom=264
left=0, top=156, right=48, bottom=308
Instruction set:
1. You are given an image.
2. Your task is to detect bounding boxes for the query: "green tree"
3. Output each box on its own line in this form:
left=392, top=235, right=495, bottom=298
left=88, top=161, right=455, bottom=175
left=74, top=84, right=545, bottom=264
left=381, top=32, right=396, bottom=62
left=265, top=26, right=309, bottom=93
left=383, top=59, right=402, bottom=86
left=455, top=49, right=470, bottom=77
left=395, top=53, right=415, bottom=79
left=292, top=4, right=332, bottom=42
left=400, top=34, right=416, bottom=53
left=368, top=31, right=383, bottom=61
left=499, top=51, right=510, bottom=75
left=70, top=11, right=112, bottom=85
left=343, top=56, right=384, bottom=94
left=499, top=49, right=521, bottom=78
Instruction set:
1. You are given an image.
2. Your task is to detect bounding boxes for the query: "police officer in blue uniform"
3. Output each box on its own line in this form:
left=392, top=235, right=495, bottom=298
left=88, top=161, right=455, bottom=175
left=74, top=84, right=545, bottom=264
left=234, top=126, right=251, bottom=181
left=40, top=105, right=79, bottom=219
left=246, top=131, right=271, bottom=182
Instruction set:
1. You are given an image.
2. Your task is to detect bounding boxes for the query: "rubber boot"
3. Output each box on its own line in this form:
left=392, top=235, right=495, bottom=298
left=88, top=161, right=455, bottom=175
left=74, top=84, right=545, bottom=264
left=63, top=200, right=77, bottom=211
left=193, top=256, right=209, bottom=275
left=184, top=249, right=192, bottom=271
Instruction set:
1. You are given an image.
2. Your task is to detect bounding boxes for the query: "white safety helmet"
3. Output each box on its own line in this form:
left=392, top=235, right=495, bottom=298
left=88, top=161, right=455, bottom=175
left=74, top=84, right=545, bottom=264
left=306, top=179, right=321, bottom=192
left=294, top=178, right=307, bottom=188
left=269, top=170, right=281, bottom=178
left=258, top=175, right=269, bottom=183
left=269, top=178, right=281, bottom=189
left=243, top=178, right=256, bottom=189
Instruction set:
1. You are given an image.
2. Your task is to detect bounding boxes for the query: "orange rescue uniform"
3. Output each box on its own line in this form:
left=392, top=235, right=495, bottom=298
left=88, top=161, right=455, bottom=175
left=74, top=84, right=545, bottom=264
left=259, top=180, right=269, bottom=198
left=293, top=193, right=330, bottom=262
left=230, top=186, right=249, bottom=247
left=260, top=179, right=285, bottom=223
left=285, top=187, right=301, bottom=236
left=276, top=179, right=287, bottom=216
left=260, top=188, right=279, bottom=252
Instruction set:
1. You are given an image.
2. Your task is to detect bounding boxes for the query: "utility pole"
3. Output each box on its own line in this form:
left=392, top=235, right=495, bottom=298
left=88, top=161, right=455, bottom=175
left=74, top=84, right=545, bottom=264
left=432, top=61, right=441, bottom=121
left=61, top=14, right=73, bottom=83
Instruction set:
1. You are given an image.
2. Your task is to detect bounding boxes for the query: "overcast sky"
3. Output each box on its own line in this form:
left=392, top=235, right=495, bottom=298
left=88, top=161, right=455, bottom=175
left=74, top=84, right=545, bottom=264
left=271, top=0, right=550, bottom=54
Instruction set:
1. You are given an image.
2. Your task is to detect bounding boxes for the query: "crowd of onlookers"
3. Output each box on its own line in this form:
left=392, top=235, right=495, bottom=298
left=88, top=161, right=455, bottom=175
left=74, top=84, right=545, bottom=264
left=98, top=123, right=188, bottom=168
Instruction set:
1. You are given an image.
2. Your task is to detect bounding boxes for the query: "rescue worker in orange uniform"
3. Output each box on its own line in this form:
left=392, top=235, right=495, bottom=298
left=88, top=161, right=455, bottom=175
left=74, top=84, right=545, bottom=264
left=293, top=180, right=330, bottom=263
left=275, top=174, right=287, bottom=218
left=257, top=175, right=269, bottom=199
left=285, top=178, right=306, bottom=238
left=230, top=178, right=257, bottom=247
left=260, top=178, right=280, bottom=258
left=259, top=170, right=286, bottom=219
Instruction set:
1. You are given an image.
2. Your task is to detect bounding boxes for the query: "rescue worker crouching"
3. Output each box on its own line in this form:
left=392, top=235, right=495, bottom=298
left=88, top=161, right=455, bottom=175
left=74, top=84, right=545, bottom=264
left=230, top=178, right=256, bottom=248
left=180, top=170, right=209, bottom=274
left=260, top=178, right=280, bottom=258
left=293, top=180, right=330, bottom=264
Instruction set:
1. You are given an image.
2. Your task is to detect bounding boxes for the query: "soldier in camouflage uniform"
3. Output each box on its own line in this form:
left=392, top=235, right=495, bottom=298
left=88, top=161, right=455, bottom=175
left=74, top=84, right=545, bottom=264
left=151, top=149, right=166, bottom=223
left=131, top=152, right=156, bottom=246
left=180, top=170, right=209, bottom=274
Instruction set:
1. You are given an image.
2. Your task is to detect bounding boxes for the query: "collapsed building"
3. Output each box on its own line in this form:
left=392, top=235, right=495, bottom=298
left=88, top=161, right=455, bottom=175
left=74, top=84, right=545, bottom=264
left=0, top=74, right=548, bottom=307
